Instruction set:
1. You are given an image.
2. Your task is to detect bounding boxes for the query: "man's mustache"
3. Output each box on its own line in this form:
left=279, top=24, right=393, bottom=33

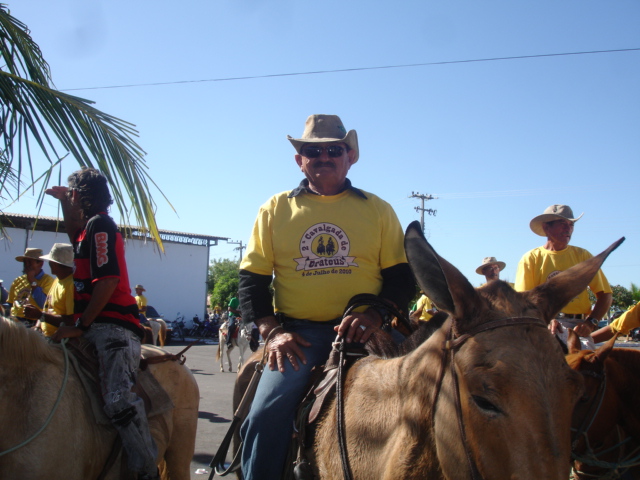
left=312, top=161, right=336, bottom=168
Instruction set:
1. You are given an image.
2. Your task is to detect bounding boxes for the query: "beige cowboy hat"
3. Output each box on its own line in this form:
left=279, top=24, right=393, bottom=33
left=287, top=114, right=359, bottom=163
left=530, top=204, right=584, bottom=237
left=135, top=284, right=146, bottom=291
left=39, top=243, right=75, bottom=268
left=15, top=248, right=44, bottom=262
left=476, top=257, right=506, bottom=275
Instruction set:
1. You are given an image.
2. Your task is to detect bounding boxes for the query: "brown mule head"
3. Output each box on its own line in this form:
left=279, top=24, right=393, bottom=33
left=404, top=221, right=589, bottom=479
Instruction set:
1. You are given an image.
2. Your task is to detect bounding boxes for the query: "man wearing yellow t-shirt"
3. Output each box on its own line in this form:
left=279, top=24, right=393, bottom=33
left=8, top=247, right=54, bottom=326
left=24, top=243, right=75, bottom=336
left=515, top=204, right=612, bottom=349
left=134, top=285, right=148, bottom=316
left=238, top=114, right=415, bottom=480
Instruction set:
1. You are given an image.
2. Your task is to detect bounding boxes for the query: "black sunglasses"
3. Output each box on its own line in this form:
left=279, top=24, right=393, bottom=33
left=301, top=145, right=347, bottom=158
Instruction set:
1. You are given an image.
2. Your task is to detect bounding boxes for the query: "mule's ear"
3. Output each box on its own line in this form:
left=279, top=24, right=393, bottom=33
left=594, top=334, right=617, bottom=363
left=566, top=329, right=582, bottom=354
left=404, top=221, right=481, bottom=323
left=526, top=237, right=625, bottom=322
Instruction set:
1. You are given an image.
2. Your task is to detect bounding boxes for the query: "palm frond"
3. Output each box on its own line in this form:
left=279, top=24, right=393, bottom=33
left=0, top=4, right=172, bottom=249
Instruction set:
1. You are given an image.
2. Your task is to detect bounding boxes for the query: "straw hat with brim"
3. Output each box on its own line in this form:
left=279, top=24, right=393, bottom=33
left=40, top=243, right=75, bottom=268
left=135, top=284, right=146, bottom=291
left=530, top=204, right=584, bottom=237
left=476, top=257, right=506, bottom=275
left=287, top=114, right=359, bottom=163
left=15, top=248, right=44, bottom=262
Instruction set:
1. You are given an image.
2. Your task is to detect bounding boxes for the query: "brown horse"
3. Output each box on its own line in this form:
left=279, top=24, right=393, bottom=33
left=567, top=334, right=640, bottom=479
left=0, top=317, right=200, bottom=480
left=233, top=222, right=623, bottom=479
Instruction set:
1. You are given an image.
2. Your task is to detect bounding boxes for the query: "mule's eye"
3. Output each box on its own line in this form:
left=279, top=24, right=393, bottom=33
left=471, top=395, right=502, bottom=415
left=578, top=394, right=591, bottom=404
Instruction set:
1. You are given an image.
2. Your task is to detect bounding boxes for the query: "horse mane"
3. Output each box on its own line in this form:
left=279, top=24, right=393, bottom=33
left=366, top=311, right=448, bottom=359
left=0, top=316, right=61, bottom=369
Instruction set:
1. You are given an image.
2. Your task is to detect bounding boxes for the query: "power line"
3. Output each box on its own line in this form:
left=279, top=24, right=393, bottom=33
left=62, top=47, right=640, bottom=92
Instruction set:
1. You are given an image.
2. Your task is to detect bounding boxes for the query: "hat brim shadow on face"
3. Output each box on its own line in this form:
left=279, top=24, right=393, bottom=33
left=529, top=212, right=584, bottom=236
left=288, top=130, right=359, bottom=163
left=475, top=262, right=506, bottom=275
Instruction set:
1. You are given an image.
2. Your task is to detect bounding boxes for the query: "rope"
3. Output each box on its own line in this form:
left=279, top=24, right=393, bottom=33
left=0, top=337, right=70, bottom=457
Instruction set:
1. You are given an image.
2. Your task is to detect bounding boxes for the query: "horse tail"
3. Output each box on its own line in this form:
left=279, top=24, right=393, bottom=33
left=216, top=341, right=221, bottom=361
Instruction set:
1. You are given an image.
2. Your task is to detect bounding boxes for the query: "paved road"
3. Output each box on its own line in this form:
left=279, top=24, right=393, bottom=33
left=163, top=338, right=250, bottom=480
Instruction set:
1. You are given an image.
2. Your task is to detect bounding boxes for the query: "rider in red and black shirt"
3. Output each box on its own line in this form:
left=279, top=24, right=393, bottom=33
left=72, top=212, right=141, bottom=337
left=47, top=168, right=158, bottom=480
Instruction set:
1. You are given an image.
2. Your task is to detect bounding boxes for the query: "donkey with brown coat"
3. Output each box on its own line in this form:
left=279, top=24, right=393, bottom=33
left=234, top=222, right=623, bottom=479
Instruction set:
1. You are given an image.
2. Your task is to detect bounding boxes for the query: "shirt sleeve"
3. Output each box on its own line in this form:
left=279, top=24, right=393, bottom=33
left=86, top=215, right=121, bottom=281
left=240, top=205, right=275, bottom=276
left=610, top=303, right=640, bottom=335
left=514, top=253, right=535, bottom=292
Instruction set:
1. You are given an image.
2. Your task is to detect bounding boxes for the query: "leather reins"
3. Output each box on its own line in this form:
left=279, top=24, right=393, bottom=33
left=336, top=295, right=410, bottom=480
left=431, top=316, right=547, bottom=480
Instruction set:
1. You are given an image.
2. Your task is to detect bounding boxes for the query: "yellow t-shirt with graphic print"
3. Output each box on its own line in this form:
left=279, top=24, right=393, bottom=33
left=514, top=245, right=611, bottom=315
left=8, top=273, right=55, bottom=318
left=41, top=275, right=75, bottom=337
left=240, top=189, right=407, bottom=322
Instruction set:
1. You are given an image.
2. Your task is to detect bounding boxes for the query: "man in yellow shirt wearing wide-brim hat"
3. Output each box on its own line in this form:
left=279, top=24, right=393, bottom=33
left=7, top=247, right=54, bottom=326
left=515, top=204, right=612, bottom=349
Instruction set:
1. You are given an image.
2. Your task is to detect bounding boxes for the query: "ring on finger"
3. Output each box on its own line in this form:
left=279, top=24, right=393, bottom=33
left=359, top=325, right=366, bottom=331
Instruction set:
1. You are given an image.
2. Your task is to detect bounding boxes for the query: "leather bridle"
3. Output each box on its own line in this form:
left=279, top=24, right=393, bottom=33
left=431, top=316, right=547, bottom=480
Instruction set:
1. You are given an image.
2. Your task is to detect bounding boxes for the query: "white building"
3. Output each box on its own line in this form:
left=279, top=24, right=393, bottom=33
left=1, top=213, right=227, bottom=322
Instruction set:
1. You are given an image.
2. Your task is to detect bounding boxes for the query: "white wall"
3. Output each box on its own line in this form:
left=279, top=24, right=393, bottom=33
left=0, top=227, right=209, bottom=322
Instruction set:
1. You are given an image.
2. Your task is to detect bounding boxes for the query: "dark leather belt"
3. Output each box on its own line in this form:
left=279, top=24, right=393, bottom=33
left=276, top=312, right=342, bottom=326
left=559, top=313, right=584, bottom=319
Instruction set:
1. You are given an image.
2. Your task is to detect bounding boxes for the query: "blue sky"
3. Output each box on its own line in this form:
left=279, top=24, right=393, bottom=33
left=8, top=0, right=640, bottom=288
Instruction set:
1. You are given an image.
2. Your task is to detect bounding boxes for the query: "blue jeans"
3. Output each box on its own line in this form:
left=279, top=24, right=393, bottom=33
left=240, top=320, right=337, bottom=480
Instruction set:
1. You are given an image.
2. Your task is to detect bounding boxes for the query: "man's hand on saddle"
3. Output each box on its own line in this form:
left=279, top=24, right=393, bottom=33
left=334, top=309, right=382, bottom=344
left=52, top=325, right=83, bottom=342
left=267, top=329, right=311, bottom=373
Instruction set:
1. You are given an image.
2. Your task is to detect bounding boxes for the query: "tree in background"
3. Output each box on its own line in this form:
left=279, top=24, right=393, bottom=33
left=611, top=284, right=633, bottom=309
left=631, top=282, right=640, bottom=304
left=0, top=5, right=168, bottom=246
left=208, top=259, right=240, bottom=311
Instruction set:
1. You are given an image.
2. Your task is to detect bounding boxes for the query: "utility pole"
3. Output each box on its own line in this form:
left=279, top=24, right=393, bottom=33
left=409, top=191, right=438, bottom=233
left=227, top=240, right=245, bottom=262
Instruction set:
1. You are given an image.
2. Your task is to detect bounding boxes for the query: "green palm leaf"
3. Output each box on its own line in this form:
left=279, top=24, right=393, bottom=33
left=0, top=4, right=170, bottom=249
